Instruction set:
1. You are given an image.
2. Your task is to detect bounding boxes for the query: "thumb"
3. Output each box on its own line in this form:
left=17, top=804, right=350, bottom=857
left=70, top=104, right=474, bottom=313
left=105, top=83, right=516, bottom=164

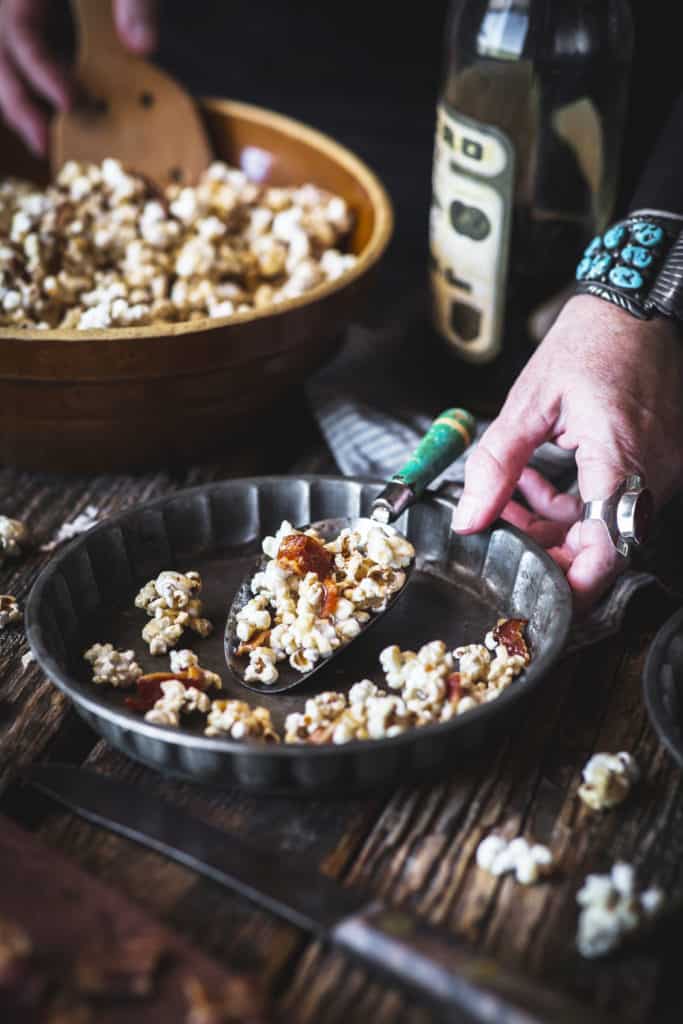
left=453, top=397, right=555, bottom=533
left=114, top=0, right=159, bottom=53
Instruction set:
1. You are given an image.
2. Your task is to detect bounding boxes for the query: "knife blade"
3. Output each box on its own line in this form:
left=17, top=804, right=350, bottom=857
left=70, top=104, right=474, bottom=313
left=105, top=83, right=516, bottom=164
left=23, top=763, right=608, bottom=1024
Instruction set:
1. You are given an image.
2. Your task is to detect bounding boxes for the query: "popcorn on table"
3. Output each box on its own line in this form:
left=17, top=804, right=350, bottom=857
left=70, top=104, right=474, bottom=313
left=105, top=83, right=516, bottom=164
left=578, top=752, right=640, bottom=811
left=0, top=159, right=356, bottom=330
left=135, top=570, right=213, bottom=654
left=476, top=834, right=554, bottom=885
left=236, top=519, right=415, bottom=685
left=576, top=862, right=663, bottom=958
left=83, top=643, right=142, bottom=688
left=0, top=515, right=29, bottom=562
left=39, top=504, right=99, bottom=552
left=0, top=594, right=22, bottom=629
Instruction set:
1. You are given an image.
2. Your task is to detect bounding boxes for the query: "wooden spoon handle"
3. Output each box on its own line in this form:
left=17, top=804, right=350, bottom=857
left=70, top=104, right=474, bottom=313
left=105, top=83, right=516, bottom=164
left=72, top=0, right=123, bottom=68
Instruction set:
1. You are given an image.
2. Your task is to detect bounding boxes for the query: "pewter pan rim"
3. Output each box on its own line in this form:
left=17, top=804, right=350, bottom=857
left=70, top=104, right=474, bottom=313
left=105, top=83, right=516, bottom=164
left=643, top=605, right=683, bottom=769
left=26, top=475, right=572, bottom=760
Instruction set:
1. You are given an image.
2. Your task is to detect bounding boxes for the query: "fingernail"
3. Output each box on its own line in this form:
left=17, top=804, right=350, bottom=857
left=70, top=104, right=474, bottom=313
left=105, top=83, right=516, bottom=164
left=453, top=496, right=477, bottom=531
left=131, top=20, right=148, bottom=44
left=127, top=19, right=151, bottom=48
left=26, top=128, right=45, bottom=157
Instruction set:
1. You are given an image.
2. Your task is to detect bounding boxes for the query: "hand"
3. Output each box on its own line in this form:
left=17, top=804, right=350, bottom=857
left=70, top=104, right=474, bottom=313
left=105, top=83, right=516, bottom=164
left=453, top=294, right=683, bottom=611
left=0, top=0, right=158, bottom=155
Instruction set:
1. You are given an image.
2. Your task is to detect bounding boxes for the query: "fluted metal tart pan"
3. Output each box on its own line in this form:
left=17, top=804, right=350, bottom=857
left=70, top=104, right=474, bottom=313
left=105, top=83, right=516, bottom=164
left=26, top=476, right=572, bottom=794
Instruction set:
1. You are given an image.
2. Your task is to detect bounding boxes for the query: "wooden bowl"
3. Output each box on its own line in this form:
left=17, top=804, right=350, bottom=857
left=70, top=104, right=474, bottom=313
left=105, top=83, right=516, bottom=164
left=0, top=99, right=393, bottom=472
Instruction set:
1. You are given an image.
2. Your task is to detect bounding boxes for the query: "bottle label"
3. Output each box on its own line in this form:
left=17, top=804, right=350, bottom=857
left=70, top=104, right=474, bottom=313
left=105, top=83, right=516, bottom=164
left=430, top=102, right=514, bottom=363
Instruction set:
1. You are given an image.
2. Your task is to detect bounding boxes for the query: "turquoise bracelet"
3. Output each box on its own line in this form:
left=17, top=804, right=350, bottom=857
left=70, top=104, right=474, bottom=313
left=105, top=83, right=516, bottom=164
left=575, top=213, right=683, bottom=321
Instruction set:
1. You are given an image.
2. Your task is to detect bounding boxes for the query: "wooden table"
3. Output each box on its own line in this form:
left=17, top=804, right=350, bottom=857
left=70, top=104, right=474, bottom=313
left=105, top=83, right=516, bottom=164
left=2, top=442, right=683, bottom=1024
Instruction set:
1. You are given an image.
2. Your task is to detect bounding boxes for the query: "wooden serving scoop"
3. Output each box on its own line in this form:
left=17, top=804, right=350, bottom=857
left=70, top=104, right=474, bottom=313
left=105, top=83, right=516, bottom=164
left=51, top=0, right=213, bottom=188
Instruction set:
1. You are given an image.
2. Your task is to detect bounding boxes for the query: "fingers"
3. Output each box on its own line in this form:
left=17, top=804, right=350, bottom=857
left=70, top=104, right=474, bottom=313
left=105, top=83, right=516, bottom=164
left=500, top=498, right=569, bottom=549
left=114, top=0, right=159, bottom=53
left=563, top=519, right=625, bottom=614
left=6, top=13, right=72, bottom=110
left=0, top=49, right=48, bottom=154
left=516, top=467, right=582, bottom=524
left=453, top=400, right=556, bottom=533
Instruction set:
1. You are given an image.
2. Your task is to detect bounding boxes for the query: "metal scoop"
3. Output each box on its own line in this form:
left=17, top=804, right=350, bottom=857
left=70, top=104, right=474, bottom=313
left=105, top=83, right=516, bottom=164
left=225, top=408, right=475, bottom=693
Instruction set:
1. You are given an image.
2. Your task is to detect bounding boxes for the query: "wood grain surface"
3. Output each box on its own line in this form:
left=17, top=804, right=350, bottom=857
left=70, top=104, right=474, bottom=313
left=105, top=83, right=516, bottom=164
left=2, top=444, right=683, bottom=1023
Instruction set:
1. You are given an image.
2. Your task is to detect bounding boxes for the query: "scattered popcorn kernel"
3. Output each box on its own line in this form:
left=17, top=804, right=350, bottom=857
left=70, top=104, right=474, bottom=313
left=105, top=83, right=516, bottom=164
left=0, top=594, right=22, bottom=629
left=576, top=862, right=663, bottom=958
left=40, top=504, right=99, bottom=551
left=578, top=751, right=640, bottom=811
left=0, top=515, right=29, bottom=562
left=476, top=833, right=554, bottom=885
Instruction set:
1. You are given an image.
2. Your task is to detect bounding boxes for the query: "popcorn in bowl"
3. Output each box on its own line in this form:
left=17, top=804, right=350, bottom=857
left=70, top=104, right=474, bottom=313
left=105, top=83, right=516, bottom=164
left=0, top=159, right=357, bottom=330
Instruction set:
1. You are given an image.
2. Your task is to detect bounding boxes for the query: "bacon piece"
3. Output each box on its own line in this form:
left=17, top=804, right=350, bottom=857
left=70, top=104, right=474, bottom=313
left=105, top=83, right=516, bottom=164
left=320, top=580, right=339, bottom=619
left=235, top=628, right=270, bottom=657
left=125, top=668, right=210, bottom=712
left=493, top=618, right=530, bottom=663
left=446, top=672, right=462, bottom=703
left=309, top=724, right=335, bottom=744
left=125, top=675, right=166, bottom=712
left=277, top=533, right=333, bottom=580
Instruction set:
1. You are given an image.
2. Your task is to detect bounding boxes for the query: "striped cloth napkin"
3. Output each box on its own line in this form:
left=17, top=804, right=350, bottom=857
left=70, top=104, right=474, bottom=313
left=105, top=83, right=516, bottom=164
left=306, top=310, right=657, bottom=653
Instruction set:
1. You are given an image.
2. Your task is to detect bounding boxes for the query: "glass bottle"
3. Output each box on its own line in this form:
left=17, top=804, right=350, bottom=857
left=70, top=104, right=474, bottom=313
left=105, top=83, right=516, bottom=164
left=429, top=0, right=634, bottom=412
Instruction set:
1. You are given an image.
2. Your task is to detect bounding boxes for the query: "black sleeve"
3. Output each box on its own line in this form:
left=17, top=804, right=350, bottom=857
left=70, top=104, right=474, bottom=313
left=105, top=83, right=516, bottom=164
left=628, top=90, right=683, bottom=216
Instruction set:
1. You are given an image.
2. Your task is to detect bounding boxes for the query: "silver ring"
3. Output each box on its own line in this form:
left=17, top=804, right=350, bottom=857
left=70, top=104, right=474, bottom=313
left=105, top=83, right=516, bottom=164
left=582, top=474, right=654, bottom=558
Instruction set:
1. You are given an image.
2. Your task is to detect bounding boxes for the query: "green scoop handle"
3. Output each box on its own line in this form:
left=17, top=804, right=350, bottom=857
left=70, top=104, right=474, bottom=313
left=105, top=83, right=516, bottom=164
left=371, top=408, right=476, bottom=523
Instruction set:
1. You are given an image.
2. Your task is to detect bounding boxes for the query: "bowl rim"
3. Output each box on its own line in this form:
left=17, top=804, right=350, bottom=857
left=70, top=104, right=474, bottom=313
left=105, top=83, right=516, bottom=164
left=0, top=97, right=394, bottom=345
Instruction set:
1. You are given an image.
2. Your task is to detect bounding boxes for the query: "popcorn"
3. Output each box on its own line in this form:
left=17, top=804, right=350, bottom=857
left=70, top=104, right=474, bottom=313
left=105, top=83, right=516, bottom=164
left=144, top=678, right=211, bottom=726
left=168, top=649, right=223, bottom=690
left=40, top=504, right=99, bottom=551
left=235, top=595, right=272, bottom=642
left=0, top=515, right=29, bottom=561
left=136, top=570, right=212, bottom=653
left=0, top=594, right=21, bottom=629
left=0, top=159, right=357, bottom=330
left=83, top=642, right=142, bottom=688
left=486, top=645, right=527, bottom=689
left=244, top=646, right=279, bottom=685
left=237, top=520, right=415, bottom=679
left=476, top=834, right=554, bottom=885
left=454, top=644, right=490, bottom=685
left=578, top=752, right=640, bottom=811
left=142, top=611, right=188, bottom=656
left=576, top=862, right=664, bottom=958
left=205, top=700, right=279, bottom=742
